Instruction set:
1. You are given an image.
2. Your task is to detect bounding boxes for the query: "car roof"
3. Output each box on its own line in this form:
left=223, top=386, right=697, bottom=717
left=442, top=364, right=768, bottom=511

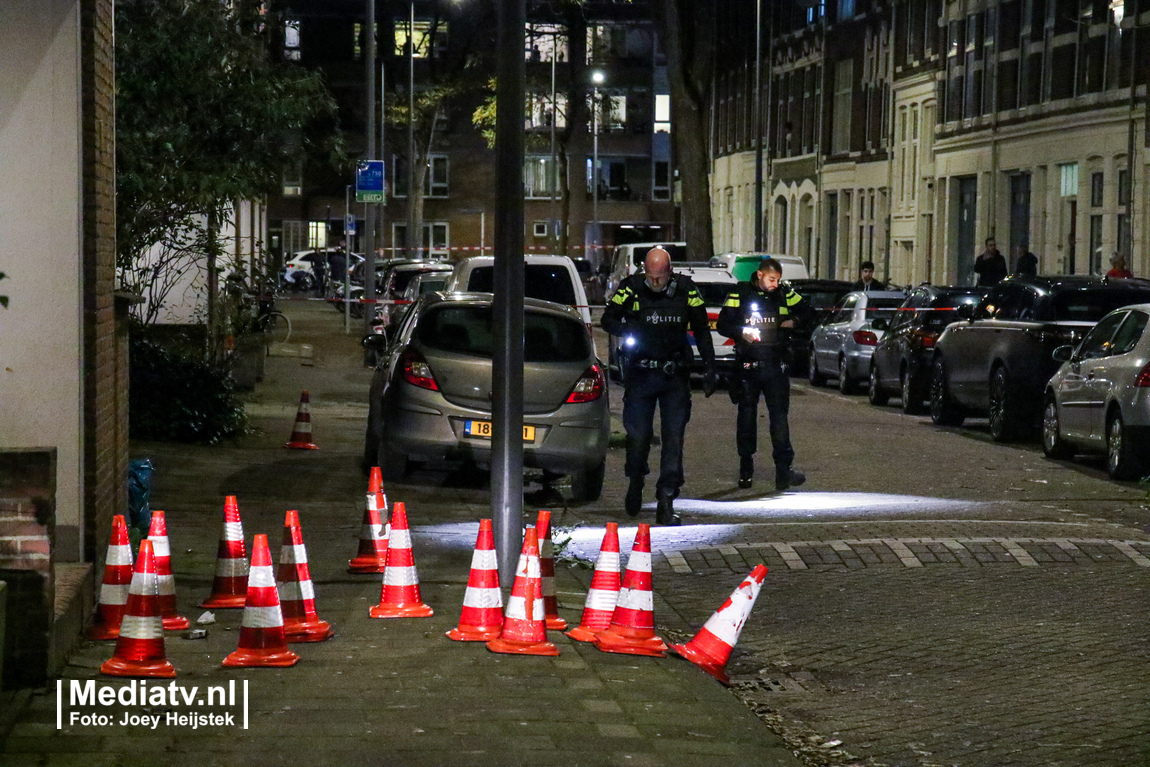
left=999, top=274, right=1150, bottom=291
left=390, top=261, right=453, bottom=272
left=454, top=254, right=577, bottom=266
left=847, top=289, right=906, bottom=301
left=676, top=266, right=735, bottom=282
left=421, top=290, right=585, bottom=320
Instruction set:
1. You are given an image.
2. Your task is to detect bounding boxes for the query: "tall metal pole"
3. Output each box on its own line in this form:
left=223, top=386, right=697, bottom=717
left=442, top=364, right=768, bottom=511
left=363, top=0, right=377, bottom=343
left=550, top=37, right=559, bottom=252
left=592, top=84, right=600, bottom=251
left=753, top=0, right=764, bottom=252
left=491, top=0, right=526, bottom=587
left=1124, top=0, right=1141, bottom=263
left=408, top=0, right=417, bottom=259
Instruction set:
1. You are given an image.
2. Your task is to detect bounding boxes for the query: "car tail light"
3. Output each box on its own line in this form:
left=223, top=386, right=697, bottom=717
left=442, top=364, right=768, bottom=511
left=912, top=328, right=938, bottom=348
left=853, top=330, right=879, bottom=346
left=401, top=349, right=439, bottom=391
left=1135, top=361, right=1150, bottom=388
left=566, top=364, right=605, bottom=403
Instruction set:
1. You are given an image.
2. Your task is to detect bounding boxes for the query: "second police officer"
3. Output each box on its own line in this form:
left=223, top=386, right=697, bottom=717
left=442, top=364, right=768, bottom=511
left=717, top=257, right=810, bottom=491
left=602, top=247, right=717, bottom=525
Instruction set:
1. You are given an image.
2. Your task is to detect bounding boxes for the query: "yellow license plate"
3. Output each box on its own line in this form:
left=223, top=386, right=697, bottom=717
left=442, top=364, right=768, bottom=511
left=465, top=420, right=536, bottom=441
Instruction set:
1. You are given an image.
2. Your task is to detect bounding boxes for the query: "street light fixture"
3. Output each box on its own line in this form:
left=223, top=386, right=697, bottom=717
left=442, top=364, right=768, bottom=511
left=591, top=69, right=605, bottom=256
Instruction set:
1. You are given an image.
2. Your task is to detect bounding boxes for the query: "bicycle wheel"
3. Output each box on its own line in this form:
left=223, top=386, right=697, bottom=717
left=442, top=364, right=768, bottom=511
left=266, top=311, right=292, bottom=346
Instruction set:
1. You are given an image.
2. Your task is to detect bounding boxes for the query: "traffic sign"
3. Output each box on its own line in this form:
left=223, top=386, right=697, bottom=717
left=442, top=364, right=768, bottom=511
left=356, top=161, right=385, bottom=203
left=345, top=214, right=357, bottom=236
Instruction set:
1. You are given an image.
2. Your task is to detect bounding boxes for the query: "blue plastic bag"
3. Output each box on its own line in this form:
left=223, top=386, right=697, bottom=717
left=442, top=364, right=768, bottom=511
left=127, top=458, right=153, bottom=534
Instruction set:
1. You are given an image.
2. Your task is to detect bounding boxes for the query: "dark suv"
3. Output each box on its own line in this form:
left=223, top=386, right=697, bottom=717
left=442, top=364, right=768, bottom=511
left=868, top=285, right=987, bottom=414
left=785, top=279, right=855, bottom=376
left=929, top=275, right=1150, bottom=441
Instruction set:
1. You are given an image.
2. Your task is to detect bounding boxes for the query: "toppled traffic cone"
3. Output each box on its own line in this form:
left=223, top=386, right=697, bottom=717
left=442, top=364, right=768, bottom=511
left=200, top=496, right=248, bottom=609
left=566, top=522, right=622, bottom=643
left=147, top=510, right=190, bottom=631
left=88, top=515, right=134, bottom=640
left=285, top=390, right=319, bottom=449
left=486, top=526, right=558, bottom=656
left=348, top=467, right=389, bottom=573
left=535, top=510, right=567, bottom=631
left=222, top=534, right=300, bottom=668
left=369, top=502, right=433, bottom=618
left=446, top=519, right=503, bottom=641
left=594, top=523, right=667, bottom=657
left=670, top=565, right=768, bottom=686
left=278, top=510, right=333, bottom=642
left=100, top=539, right=176, bottom=678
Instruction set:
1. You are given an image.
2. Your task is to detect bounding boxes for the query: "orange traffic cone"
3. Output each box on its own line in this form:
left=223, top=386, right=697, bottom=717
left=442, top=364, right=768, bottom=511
left=486, top=526, right=559, bottom=656
left=200, top=496, right=248, bottom=609
left=88, top=515, right=134, bottom=640
left=278, top=510, right=333, bottom=642
left=222, top=534, right=300, bottom=668
left=147, top=510, right=190, bottom=631
left=285, top=390, right=319, bottom=449
left=594, top=523, right=667, bottom=657
left=100, top=539, right=176, bottom=678
left=446, top=519, right=503, bottom=641
left=369, top=502, right=433, bottom=618
left=348, top=467, right=390, bottom=573
left=670, top=565, right=768, bottom=686
left=535, top=510, right=567, bottom=631
left=566, top=522, right=622, bottom=643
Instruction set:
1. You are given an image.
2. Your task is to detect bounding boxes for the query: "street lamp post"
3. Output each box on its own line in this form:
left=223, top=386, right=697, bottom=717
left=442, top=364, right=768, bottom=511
left=591, top=70, right=604, bottom=256
left=753, top=0, right=763, bottom=252
left=550, top=31, right=559, bottom=252
left=407, top=0, right=417, bottom=259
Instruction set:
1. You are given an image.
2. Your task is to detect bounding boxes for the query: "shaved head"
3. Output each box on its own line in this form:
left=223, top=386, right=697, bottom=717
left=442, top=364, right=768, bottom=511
left=643, top=247, right=672, bottom=291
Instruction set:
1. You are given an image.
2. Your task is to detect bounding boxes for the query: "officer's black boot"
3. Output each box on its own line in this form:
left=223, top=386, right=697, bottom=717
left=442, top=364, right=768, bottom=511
left=775, top=466, right=806, bottom=492
left=656, top=496, right=680, bottom=526
left=625, top=477, right=643, bottom=517
left=738, top=456, right=754, bottom=489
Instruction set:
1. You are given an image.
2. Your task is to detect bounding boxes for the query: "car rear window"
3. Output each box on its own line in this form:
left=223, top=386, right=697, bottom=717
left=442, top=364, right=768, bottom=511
left=418, top=305, right=591, bottom=362
left=865, top=297, right=905, bottom=322
left=694, top=282, right=734, bottom=307
left=921, top=293, right=982, bottom=329
left=1049, top=288, right=1150, bottom=321
left=466, top=265, right=578, bottom=307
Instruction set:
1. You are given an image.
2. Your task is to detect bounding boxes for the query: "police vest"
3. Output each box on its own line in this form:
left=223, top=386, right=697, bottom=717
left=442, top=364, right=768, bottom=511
left=611, top=274, right=704, bottom=361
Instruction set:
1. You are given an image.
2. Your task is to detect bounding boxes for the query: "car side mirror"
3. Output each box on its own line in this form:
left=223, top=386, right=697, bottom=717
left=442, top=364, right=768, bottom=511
left=871, top=317, right=889, bottom=331
left=362, top=333, right=390, bottom=353
left=956, top=304, right=975, bottom=320
left=1052, top=345, right=1074, bottom=363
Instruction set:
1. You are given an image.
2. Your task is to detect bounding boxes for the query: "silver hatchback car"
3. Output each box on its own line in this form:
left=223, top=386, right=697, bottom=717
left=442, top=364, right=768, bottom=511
left=808, top=290, right=906, bottom=393
left=1042, top=302, right=1150, bottom=479
left=363, top=292, right=611, bottom=500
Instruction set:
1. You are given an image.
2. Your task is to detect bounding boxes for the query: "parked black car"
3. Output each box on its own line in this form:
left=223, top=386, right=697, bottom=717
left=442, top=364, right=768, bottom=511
left=868, top=285, right=987, bottom=413
left=929, top=275, right=1150, bottom=441
left=785, top=279, right=855, bottom=376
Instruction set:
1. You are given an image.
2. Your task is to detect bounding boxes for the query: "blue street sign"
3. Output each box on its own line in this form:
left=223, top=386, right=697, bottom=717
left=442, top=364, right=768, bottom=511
left=356, top=161, right=385, bottom=203
left=345, top=214, right=357, bottom=236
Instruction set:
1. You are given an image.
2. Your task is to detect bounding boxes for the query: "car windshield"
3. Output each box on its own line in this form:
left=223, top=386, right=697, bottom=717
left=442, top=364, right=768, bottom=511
left=393, top=267, right=445, bottom=294
left=694, top=282, right=733, bottom=307
left=1049, top=288, right=1150, bottom=321
left=418, top=305, right=591, bottom=362
left=922, top=293, right=982, bottom=329
left=417, top=278, right=447, bottom=295
left=866, top=297, right=905, bottom=322
left=466, top=265, right=577, bottom=306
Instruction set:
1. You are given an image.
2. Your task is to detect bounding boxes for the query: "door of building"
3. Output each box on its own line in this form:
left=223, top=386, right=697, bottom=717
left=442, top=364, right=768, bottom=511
left=956, top=176, right=978, bottom=284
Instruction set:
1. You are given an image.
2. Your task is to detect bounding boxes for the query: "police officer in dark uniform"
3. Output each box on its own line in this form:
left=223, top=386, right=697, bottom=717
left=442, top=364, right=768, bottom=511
left=602, top=247, right=717, bottom=525
left=717, top=257, right=810, bottom=491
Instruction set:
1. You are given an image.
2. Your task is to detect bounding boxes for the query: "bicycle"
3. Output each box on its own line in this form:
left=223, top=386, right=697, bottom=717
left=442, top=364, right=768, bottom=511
left=253, top=296, right=292, bottom=347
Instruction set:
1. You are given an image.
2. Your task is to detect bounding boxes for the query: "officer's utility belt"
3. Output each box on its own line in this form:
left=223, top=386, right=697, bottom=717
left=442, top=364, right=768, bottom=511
left=634, top=358, right=685, bottom=374
left=738, top=358, right=780, bottom=370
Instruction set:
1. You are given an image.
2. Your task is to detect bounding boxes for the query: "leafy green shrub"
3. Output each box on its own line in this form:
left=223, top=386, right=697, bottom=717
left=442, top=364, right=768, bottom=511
left=129, top=335, right=246, bottom=443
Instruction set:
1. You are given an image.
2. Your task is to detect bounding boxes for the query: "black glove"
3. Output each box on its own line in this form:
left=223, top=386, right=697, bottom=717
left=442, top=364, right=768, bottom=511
left=703, top=368, right=717, bottom=398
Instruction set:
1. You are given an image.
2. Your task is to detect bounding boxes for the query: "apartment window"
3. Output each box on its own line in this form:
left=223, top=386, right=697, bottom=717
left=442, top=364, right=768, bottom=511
left=586, top=24, right=627, bottom=62
left=525, top=156, right=560, bottom=199
left=1059, top=163, right=1079, bottom=197
left=393, top=222, right=449, bottom=259
left=909, top=105, right=920, bottom=201
left=392, top=154, right=449, bottom=198
left=1091, top=172, right=1105, bottom=207
left=1118, top=169, right=1129, bottom=205
left=307, top=221, right=326, bottom=249
left=897, top=108, right=908, bottom=204
left=526, top=92, right=567, bottom=130
left=525, top=23, right=567, bottom=62
left=838, top=0, right=855, bottom=22
left=831, top=60, right=853, bottom=154
left=394, top=20, right=447, bottom=59
left=284, top=19, right=301, bottom=61
left=1117, top=214, right=1130, bottom=258
left=654, top=94, right=671, bottom=134
left=283, top=161, right=303, bottom=197
left=1089, top=215, right=1104, bottom=274
left=653, top=160, right=671, bottom=201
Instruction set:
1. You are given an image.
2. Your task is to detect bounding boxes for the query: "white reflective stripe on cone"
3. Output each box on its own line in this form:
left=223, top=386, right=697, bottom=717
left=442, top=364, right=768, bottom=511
left=216, top=557, right=248, bottom=577
left=625, top=551, right=651, bottom=571
left=594, top=552, right=620, bottom=571
left=149, top=537, right=171, bottom=558
left=247, top=565, right=276, bottom=589
left=155, top=574, right=176, bottom=596
left=106, top=546, right=132, bottom=566
left=471, top=549, right=497, bottom=570
left=585, top=589, right=618, bottom=611
left=280, top=544, right=308, bottom=565
left=383, top=565, right=418, bottom=586
left=360, top=522, right=383, bottom=538
left=119, top=614, right=164, bottom=640
left=223, top=522, right=243, bottom=540
left=128, top=574, right=158, bottom=597
left=462, top=587, right=502, bottom=609
left=241, top=605, right=285, bottom=629
left=614, top=586, right=653, bottom=612
left=278, top=580, right=315, bottom=602
left=99, top=583, right=130, bottom=606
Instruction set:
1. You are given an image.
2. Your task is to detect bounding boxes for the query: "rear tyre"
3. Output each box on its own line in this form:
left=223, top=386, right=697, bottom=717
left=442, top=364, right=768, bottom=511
left=1106, top=410, right=1144, bottom=480
left=807, top=348, right=825, bottom=386
left=901, top=368, right=925, bottom=415
left=571, top=460, right=606, bottom=502
left=867, top=363, right=889, bottom=406
left=930, top=358, right=965, bottom=427
left=1041, top=395, right=1074, bottom=459
left=837, top=356, right=856, bottom=395
left=988, top=367, right=1021, bottom=442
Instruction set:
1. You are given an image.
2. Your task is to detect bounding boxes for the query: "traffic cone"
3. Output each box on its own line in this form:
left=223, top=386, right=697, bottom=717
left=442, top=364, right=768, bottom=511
left=222, top=534, right=300, bottom=668
left=566, top=522, right=622, bottom=643
left=87, top=515, right=134, bottom=640
left=285, top=390, right=319, bottom=449
left=535, top=510, right=567, bottom=631
left=594, top=523, right=667, bottom=657
left=147, top=510, right=190, bottom=631
left=348, top=467, right=390, bottom=573
left=369, top=502, right=433, bottom=618
left=100, top=539, right=176, bottom=678
left=670, top=565, right=768, bottom=686
left=200, top=496, right=248, bottom=609
left=277, top=510, right=333, bottom=642
left=486, top=526, right=559, bottom=656
left=446, top=518, right=503, bottom=641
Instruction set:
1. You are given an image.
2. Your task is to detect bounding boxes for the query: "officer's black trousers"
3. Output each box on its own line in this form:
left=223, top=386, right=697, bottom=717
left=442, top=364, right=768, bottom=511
left=622, top=366, right=692, bottom=501
left=735, top=359, right=794, bottom=470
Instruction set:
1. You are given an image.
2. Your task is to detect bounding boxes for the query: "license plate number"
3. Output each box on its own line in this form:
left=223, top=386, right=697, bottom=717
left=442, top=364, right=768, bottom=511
left=465, top=420, right=536, bottom=441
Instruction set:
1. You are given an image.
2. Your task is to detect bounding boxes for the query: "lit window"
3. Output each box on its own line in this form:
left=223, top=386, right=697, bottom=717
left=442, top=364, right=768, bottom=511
left=525, top=23, right=568, bottom=62
left=654, top=94, right=671, bottom=134
left=525, top=157, right=560, bottom=199
left=307, top=221, right=326, bottom=249
left=284, top=19, right=301, bottom=61
left=283, top=161, right=302, bottom=197
left=526, top=92, right=568, bottom=130
left=395, top=20, right=447, bottom=59
left=1059, top=163, right=1079, bottom=198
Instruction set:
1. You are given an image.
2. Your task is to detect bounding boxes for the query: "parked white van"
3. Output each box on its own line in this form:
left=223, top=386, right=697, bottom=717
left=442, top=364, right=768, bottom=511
left=710, top=252, right=810, bottom=283
left=604, top=241, right=692, bottom=297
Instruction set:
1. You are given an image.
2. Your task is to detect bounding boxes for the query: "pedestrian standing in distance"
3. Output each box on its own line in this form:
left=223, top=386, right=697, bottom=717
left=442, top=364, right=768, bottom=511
left=717, top=258, right=811, bottom=492
left=851, top=260, right=886, bottom=292
left=602, top=247, right=717, bottom=525
left=1107, top=252, right=1135, bottom=279
left=1013, top=246, right=1038, bottom=276
left=973, top=237, right=1008, bottom=286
